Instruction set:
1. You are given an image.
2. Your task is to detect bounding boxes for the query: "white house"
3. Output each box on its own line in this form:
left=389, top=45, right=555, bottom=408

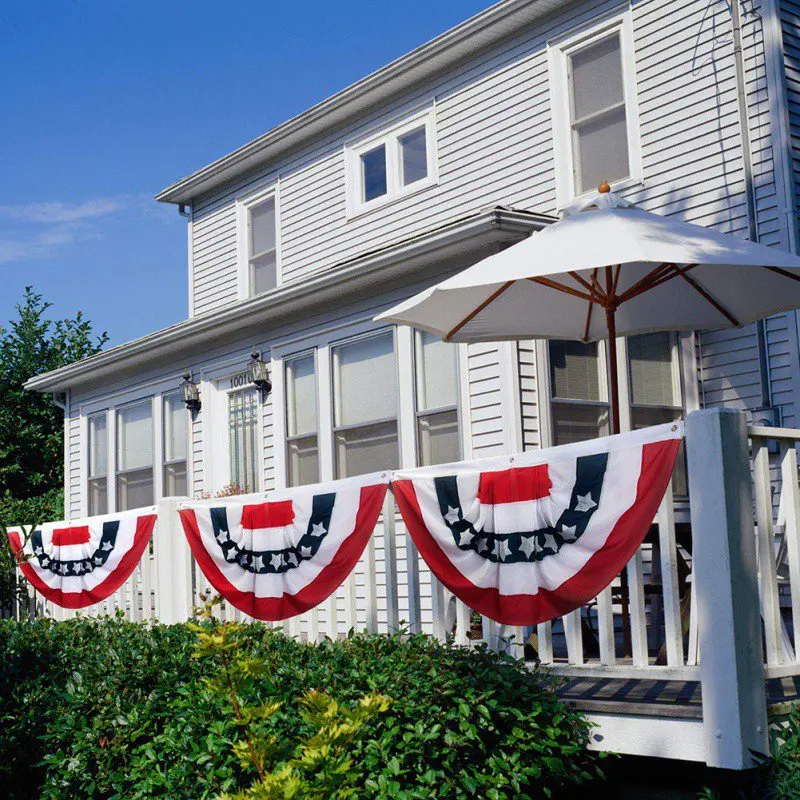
left=21, top=0, right=800, bottom=766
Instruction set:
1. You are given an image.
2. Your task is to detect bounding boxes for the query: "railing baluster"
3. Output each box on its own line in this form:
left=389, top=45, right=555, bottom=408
left=383, top=496, right=399, bottom=633
left=454, top=600, right=470, bottom=645
left=596, top=586, right=616, bottom=665
left=627, top=549, right=648, bottom=667
left=563, top=609, right=583, bottom=665
left=656, top=486, right=684, bottom=666
left=364, top=528, right=378, bottom=634
left=779, top=441, right=800, bottom=661
left=752, top=437, right=786, bottom=665
left=536, top=621, right=553, bottom=664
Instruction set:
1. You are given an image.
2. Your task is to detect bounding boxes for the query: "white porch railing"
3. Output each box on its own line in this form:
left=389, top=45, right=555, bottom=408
left=14, top=409, right=800, bottom=770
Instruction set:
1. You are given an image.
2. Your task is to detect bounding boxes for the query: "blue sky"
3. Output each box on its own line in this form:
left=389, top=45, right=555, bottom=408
left=0, top=0, right=490, bottom=347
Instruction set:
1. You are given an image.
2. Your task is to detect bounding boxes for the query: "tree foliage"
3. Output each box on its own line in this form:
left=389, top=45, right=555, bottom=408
left=0, top=286, right=108, bottom=502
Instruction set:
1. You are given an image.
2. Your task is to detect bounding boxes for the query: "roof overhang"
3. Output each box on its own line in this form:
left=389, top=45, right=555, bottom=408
left=25, top=207, right=553, bottom=394
left=156, top=0, right=569, bottom=205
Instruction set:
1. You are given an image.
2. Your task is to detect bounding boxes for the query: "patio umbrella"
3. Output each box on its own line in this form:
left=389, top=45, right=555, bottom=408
left=376, top=182, right=800, bottom=433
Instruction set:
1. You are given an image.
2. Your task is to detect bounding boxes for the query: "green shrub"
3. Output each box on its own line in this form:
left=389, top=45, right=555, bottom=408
left=0, top=616, right=599, bottom=799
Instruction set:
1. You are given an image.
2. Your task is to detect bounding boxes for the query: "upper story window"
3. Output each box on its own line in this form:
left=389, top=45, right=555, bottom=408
left=163, top=392, right=188, bottom=497
left=116, top=399, right=154, bottom=511
left=415, top=331, right=460, bottom=466
left=346, top=108, right=437, bottom=216
left=88, top=412, right=108, bottom=516
left=333, top=332, right=399, bottom=477
left=549, top=13, right=641, bottom=207
left=237, top=188, right=280, bottom=299
left=286, top=353, right=319, bottom=487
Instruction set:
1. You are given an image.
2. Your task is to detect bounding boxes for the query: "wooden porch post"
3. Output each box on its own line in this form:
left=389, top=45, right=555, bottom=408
left=686, top=409, right=768, bottom=769
left=153, top=495, right=193, bottom=623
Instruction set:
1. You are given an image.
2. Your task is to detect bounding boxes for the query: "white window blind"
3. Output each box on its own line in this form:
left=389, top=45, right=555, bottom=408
left=163, top=393, right=188, bottom=498
left=335, top=334, right=397, bottom=426
left=248, top=196, right=277, bottom=296
left=116, top=400, right=154, bottom=511
left=569, top=33, right=630, bottom=194
left=549, top=340, right=602, bottom=401
left=628, top=332, right=678, bottom=407
left=286, top=354, right=319, bottom=487
left=88, top=412, right=108, bottom=516
left=333, top=333, right=399, bottom=478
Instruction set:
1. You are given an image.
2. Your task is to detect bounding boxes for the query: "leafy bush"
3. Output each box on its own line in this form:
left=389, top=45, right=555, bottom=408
left=0, top=616, right=599, bottom=799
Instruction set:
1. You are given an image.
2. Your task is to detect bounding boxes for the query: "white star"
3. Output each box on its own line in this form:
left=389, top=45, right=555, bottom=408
left=497, top=540, right=511, bottom=560
left=542, top=534, right=558, bottom=553
left=238, top=553, right=250, bottom=566
left=101, top=541, right=113, bottom=551
left=476, top=538, right=489, bottom=553
left=215, top=530, right=227, bottom=543
left=300, top=546, right=313, bottom=559
left=225, top=548, right=238, bottom=562
left=286, top=552, right=298, bottom=566
left=561, top=525, right=578, bottom=542
left=74, top=562, right=83, bottom=574
left=253, top=555, right=264, bottom=570
left=33, top=545, right=43, bottom=555
left=574, top=493, right=597, bottom=513
left=93, top=556, right=103, bottom=565
left=310, top=522, right=327, bottom=537
left=62, top=563, right=72, bottom=574
left=270, top=553, right=283, bottom=569
left=519, top=536, right=537, bottom=558
left=443, top=506, right=461, bottom=525
left=458, top=529, right=474, bottom=546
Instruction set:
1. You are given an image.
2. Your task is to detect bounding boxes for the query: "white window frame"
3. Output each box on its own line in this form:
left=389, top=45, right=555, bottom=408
left=162, top=391, right=189, bottom=498
left=114, top=397, right=156, bottom=512
left=345, top=107, right=438, bottom=217
left=548, top=10, right=642, bottom=209
left=235, top=181, right=282, bottom=300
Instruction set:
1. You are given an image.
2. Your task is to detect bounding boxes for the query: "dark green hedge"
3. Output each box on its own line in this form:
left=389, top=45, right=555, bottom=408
left=0, top=617, right=599, bottom=799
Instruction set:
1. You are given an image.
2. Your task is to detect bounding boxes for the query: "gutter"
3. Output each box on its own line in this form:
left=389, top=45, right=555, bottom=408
left=25, top=207, right=552, bottom=393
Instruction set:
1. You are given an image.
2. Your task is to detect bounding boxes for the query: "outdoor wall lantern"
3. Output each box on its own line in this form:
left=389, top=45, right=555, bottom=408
left=181, top=370, right=201, bottom=412
left=248, top=350, right=272, bottom=396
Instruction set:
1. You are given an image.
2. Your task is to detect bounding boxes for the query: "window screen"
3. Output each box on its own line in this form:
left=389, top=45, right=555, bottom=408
left=248, top=196, right=277, bottom=296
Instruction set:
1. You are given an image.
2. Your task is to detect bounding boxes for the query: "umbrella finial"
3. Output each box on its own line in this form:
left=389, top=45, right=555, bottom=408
left=598, top=179, right=611, bottom=194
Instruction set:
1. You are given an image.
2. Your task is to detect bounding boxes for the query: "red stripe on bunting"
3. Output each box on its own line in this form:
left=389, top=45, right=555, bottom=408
left=242, top=501, right=294, bottom=529
left=178, top=483, right=387, bottom=621
left=8, top=514, right=157, bottom=610
left=477, top=464, right=552, bottom=504
left=52, top=526, right=91, bottom=546
left=393, top=439, right=680, bottom=626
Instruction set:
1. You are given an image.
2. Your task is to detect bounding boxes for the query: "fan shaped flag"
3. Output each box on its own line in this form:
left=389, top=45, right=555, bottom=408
left=178, top=473, right=389, bottom=620
left=8, top=508, right=157, bottom=609
left=392, top=422, right=682, bottom=626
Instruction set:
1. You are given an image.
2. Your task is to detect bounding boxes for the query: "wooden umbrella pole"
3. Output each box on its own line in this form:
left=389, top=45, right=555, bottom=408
left=604, top=264, right=621, bottom=434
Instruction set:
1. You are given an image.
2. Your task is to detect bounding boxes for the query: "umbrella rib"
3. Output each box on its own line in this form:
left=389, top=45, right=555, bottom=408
left=583, top=268, right=599, bottom=341
left=568, top=271, right=606, bottom=302
left=444, top=280, right=515, bottom=341
left=763, top=265, right=800, bottom=283
left=672, top=264, right=740, bottom=326
left=527, top=276, right=599, bottom=304
left=616, top=263, right=677, bottom=304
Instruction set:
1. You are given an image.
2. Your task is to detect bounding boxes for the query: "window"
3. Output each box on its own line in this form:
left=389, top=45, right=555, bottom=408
left=286, top=354, right=319, bottom=486
left=88, top=412, right=108, bottom=515
left=549, top=14, right=640, bottom=206
left=333, top=333, right=399, bottom=478
left=116, top=400, right=154, bottom=511
left=627, top=332, right=687, bottom=495
left=548, top=340, right=610, bottom=445
left=228, top=387, right=260, bottom=493
left=240, top=192, right=278, bottom=297
left=415, top=331, right=460, bottom=466
left=347, top=110, right=436, bottom=214
left=163, top=393, right=188, bottom=497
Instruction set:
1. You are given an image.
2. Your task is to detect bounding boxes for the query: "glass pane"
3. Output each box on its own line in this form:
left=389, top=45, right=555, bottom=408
left=552, top=402, right=610, bottom=446
left=361, top=144, right=387, bottom=202
left=416, top=331, right=457, bottom=412
left=549, top=340, right=602, bottom=401
left=335, top=420, right=399, bottom=479
left=631, top=406, right=687, bottom=496
left=116, top=468, right=154, bottom=511
left=628, top=332, right=679, bottom=407
left=418, top=409, right=459, bottom=467
left=570, top=33, right=624, bottom=121
left=164, top=461, right=188, bottom=498
left=88, top=477, right=107, bottom=516
left=88, top=413, right=107, bottom=478
left=117, top=401, right=153, bottom=472
left=400, top=126, right=428, bottom=186
left=249, top=197, right=275, bottom=256
left=163, top=393, right=187, bottom=463
left=251, top=251, right=277, bottom=295
left=574, top=105, right=629, bottom=193
left=229, top=387, right=259, bottom=493
left=287, top=355, right=317, bottom=437
left=334, top=333, right=397, bottom=426
left=289, top=435, right=319, bottom=487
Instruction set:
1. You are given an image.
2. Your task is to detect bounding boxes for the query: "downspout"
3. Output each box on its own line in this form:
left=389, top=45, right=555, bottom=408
left=731, top=0, right=774, bottom=417
left=51, top=390, right=69, bottom=520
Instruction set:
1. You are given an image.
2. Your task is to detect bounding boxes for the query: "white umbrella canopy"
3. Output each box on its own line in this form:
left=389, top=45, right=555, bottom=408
left=376, top=182, right=800, bottom=431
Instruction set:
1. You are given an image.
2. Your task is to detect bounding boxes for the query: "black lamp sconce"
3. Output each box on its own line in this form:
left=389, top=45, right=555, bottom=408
left=249, top=350, right=272, bottom=395
left=181, top=370, right=201, bottom=412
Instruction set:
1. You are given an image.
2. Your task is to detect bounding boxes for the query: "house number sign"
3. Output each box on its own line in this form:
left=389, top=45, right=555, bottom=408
left=229, top=372, right=250, bottom=390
